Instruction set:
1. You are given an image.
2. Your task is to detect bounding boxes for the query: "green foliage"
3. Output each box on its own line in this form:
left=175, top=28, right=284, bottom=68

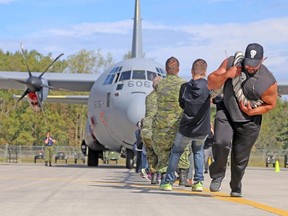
left=66, top=49, right=114, bottom=74
left=0, top=48, right=287, bottom=154
left=255, top=99, right=288, bottom=151
left=0, top=49, right=66, bottom=73
left=0, top=49, right=106, bottom=146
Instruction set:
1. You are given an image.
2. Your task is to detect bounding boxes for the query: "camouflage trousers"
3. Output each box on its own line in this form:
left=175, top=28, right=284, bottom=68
left=142, top=136, right=158, bottom=173
left=152, top=132, right=190, bottom=174
left=45, top=146, right=54, bottom=163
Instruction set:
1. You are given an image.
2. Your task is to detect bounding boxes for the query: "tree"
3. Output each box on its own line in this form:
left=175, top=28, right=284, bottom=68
left=65, top=49, right=114, bottom=74
left=256, top=99, right=288, bottom=152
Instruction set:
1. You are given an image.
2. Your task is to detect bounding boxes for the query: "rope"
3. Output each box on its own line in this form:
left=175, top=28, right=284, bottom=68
left=211, top=51, right=263, bottom=108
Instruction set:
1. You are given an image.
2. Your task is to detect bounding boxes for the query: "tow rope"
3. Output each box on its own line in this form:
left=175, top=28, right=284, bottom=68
left=211, top=51, right=263, bottom=108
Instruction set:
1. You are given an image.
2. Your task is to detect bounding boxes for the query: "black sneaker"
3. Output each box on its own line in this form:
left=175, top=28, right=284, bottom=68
left=210, top=177, right=223, bottom=192
left=230, top=191, right=242, bottom=197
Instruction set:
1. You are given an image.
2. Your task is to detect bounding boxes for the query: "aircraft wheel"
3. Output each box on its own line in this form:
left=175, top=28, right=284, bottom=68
left=87, top=147, right=99, bottom=166
left=125, top=149, right=134, bottom=169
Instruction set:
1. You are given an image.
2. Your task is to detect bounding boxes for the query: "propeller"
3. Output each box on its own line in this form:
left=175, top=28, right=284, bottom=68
left=16, top=43, right=64, bottom=107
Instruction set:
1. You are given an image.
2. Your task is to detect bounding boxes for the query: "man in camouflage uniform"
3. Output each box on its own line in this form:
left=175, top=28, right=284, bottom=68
left=152, top=56, right=190, bottom=184
left=141, top=76, right=162, bottom=184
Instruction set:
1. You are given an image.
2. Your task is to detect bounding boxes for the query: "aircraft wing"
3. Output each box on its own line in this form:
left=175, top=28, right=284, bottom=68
left=0, top=71, right=99, bottom=92
left=277, top=82, right=288, bottom=96
left=13, top=94, right=89, bottom=104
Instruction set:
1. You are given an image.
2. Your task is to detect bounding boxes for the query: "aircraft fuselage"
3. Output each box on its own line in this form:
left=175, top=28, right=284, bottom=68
left=86, top=58, right=165, bottom=153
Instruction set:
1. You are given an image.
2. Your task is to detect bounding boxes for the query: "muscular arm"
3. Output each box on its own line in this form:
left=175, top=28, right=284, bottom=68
left=208, top=58, right=240, bottom=90
left=239, top=83, right=278, bottom=116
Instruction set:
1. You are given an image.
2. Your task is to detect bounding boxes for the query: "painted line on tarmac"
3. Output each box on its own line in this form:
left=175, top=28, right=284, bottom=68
left=3, top=175, right=287, bottom=216
left=130, top=183, right=288, bottom=216
left=30, top=177, right=288, bottom=216
left=203, top=189, right=288, bottom=216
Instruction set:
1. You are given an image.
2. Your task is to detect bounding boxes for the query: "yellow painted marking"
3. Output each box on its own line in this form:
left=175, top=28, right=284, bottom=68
left=131, top=183, right=288, bottom=216
left=2, top=176, right=287, bottom=215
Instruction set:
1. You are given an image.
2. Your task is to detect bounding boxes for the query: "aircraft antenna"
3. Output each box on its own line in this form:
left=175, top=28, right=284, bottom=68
left=131, top=0, right=143, bottom=58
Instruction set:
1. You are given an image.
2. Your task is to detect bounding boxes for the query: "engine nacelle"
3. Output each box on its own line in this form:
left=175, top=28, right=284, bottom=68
left=26, top=78, right=49, bottom=111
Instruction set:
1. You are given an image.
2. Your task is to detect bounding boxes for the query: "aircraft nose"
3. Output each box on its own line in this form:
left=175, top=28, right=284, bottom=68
left=126, top=95, right=146, bottom=126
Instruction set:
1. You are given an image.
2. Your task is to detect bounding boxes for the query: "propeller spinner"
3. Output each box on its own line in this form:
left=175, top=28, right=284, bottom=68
left=15, top=43, right=64, bottom=110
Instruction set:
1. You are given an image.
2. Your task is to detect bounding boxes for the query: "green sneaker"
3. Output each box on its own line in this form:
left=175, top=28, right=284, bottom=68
left=192, top=181, right=203, bottom=192
left=159, top=183, right=172, bottom=191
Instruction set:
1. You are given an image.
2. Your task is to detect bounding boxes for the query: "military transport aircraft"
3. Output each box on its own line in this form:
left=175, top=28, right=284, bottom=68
left=0, top=0, right=287, bottom=168
left=0, top=0, right=166, bottom=168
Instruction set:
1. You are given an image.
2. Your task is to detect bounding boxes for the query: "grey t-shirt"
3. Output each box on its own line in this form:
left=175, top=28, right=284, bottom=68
left=223, top=56, right=276, bottom=122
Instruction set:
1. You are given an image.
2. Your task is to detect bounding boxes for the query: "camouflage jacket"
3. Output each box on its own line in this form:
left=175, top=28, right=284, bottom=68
left=141, top=90, right=157, bottom=139
left=152, top=75, right=186, bottom=133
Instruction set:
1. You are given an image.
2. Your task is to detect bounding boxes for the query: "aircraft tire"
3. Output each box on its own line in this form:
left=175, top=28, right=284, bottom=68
left=87, top=147, right=99, bottom=166
left=125, top=149, right=134, bottom=169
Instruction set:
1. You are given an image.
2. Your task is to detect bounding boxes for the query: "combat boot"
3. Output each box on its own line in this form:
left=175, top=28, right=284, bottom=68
left=49, top=162, right=52, bottom=167
left=45, top=161, right=48, bottom=166
left=178, top=169, right=187, bottom=186
left=151, top=173, right=159, bottom=184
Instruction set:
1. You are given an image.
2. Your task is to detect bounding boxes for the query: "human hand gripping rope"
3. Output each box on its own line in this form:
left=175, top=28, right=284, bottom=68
left=211, top=51, right=263, bottom=108
left=231, top=51, right=263, bottom=108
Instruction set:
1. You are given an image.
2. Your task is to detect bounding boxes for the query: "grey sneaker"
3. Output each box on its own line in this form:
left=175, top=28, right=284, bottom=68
left=210, top=178, right=223, bottom=192
left=230, top=191, right=242, bottom=197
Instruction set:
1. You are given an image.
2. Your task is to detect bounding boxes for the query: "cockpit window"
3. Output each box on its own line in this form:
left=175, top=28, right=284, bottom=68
left=147, top=71, right=157, bottom=81
left=103, top=74, right=115, bottom=85
left=105, top=67, right=165, bottom=85
left=119, top=71, right=131, bottom=81
left=132, top=70, right=145, bottom=80
left=110, top=66, right=123, bottom=74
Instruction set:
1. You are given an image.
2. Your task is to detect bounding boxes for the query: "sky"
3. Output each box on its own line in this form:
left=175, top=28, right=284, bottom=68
left=0, top=0, right=287, bottom=82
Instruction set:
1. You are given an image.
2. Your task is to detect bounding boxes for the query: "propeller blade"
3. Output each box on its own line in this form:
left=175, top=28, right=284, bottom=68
left=17, top=89, right=29, bottom=103
left=41, top=84, right=53, bottom=89
left=40, top=84, right=71, bottom=92
left=35, top=91, right=43, bottom=111
left=39, top=53, right=64, bottom=78
left=20, top=43, right=32, bottom=77
left=12, top=79, right=28, bottom=85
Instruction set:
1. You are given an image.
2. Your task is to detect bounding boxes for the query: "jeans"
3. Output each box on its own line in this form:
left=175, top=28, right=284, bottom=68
left=163, top=132, right=207, bottom=184
left=141, top=147, right=148, bottom=170
left=187, top=145, right=194, bottom=180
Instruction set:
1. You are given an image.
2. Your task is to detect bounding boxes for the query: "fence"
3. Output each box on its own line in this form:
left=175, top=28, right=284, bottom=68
left=0, top=144, right=84, bottom=164
left=0, top=144, right=287, bottom=167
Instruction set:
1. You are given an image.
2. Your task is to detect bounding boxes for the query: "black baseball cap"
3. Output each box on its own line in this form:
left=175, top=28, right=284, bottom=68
left=244, top=43, right=263, bottom=67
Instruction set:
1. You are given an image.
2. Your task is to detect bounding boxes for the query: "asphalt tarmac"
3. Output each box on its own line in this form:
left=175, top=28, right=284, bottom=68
left=0, top=163, right=287, bottom=216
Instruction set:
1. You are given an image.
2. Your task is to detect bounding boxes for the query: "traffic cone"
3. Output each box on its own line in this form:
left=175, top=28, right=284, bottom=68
left=275, top=160, right=280, bottom=172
